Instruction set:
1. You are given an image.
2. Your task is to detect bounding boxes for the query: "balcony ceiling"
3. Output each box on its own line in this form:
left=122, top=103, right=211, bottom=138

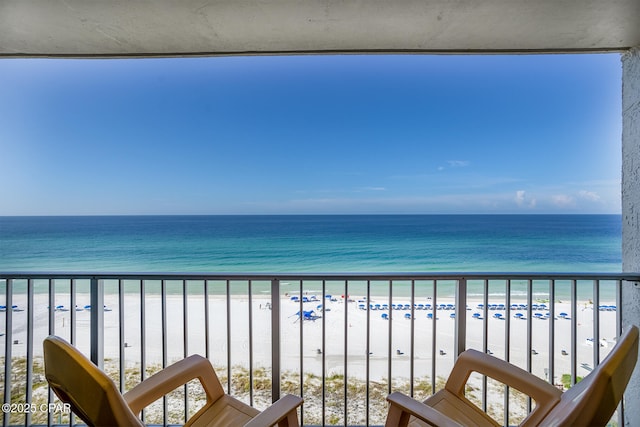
left=1, top=0, right=639, bottom=57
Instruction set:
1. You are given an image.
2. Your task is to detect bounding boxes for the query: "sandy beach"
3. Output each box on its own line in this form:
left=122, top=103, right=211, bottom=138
left=3, top=291, right=618, bottom=386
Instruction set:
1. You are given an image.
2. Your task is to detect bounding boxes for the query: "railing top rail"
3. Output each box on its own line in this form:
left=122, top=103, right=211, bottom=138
left=1, top=271, right=639, bottom=281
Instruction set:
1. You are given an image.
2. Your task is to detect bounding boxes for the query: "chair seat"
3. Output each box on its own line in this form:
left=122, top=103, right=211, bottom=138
left=408, top=390, right=499, bottom=427
left=188, top=395, right=260, bottom=427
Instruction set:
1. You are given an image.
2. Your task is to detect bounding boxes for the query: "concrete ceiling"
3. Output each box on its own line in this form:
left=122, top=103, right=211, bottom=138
left=1, top=0, right=639, bottom=57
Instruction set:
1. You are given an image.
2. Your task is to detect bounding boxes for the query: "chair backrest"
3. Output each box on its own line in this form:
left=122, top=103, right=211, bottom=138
left=43, top=336, right=144, bottom=427
left=542, top=325, right=639, bottom=427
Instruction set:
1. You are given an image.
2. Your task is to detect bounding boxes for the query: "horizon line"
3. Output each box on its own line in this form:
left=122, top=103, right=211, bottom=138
left=0, top=212, right=622, bottom=217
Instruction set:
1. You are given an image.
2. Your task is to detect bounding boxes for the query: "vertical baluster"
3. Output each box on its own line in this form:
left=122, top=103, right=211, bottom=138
left=343, top=279, right=349, bottom=425
left=140, top=279, right=146, bottom=423
left=270, top=278, right=281, bottom=403
left=47, top=279, right=55, bottom=427
left=527, top=279, right=533, bottom=377
left=431, top=280, right=437, bottom=395
left=321, top=279, right=327, bottom=424
left=593, top=279, right=600, bottom=367
left=226, top=280, right=231, bottom=394
left=204, top=280, right=210, bottom=360
left=365, top=280, right=371, bottom=426
left=3, top=279, right=13, bottom=427
left=90, top=277, right=104, bottom=369
left=616, top=279, right=624, bottom=426
left=183, top=280, right=189, bottom=422
left=570, top=279, right=577, bottom=386
left=482, top=279, right=488, bottom=413
left=248, top=280, right=254, bottom=407
left=119, top=279, right=125, bottom=393
left=455, top=277, right=467, bottom=357
left=25, top=279, right=34, bottom=427
left=548, top=279, right=555, bottom=386
left=504, top=280, right=511, bottom=427
left=161, top=279, right=168, bottom=426
left=410, top=279, right=415, bottom=397
left=388, top=280, right=393, bottom=396
left=69, top=279, right=77, bottom=427
left=616, top=279, right=622, bottom=338
left=70, top=279, right=77, bottom=345
left=526, top=279, right=533, bottom=378
left=298, top=280, right=304, bottom=424
left=545, top=279, right=555, bottom=413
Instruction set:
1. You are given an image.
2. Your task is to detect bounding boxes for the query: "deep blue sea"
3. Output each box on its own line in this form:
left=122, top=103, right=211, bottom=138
left=0, top=215, right=622, bottom=273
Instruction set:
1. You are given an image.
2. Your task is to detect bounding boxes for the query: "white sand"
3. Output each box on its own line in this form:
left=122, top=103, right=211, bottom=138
left=3, top=292, right=618, bottom=387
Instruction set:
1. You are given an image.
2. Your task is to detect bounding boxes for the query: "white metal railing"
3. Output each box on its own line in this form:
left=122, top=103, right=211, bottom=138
left=0, top=272, right=636, bottom=426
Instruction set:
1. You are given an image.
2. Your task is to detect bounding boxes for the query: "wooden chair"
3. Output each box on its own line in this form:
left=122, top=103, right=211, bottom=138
left=386, top=325, right=638, bottom=427
left=43, top=335, right=302, bottom=427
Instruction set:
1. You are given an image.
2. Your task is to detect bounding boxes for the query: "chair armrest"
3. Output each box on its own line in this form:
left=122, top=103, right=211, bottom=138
left=244, top=394, right=303, bottom=427
left=446, top=349, right=562, bottom=424
left=385, top=392, right=463, bottom=427
left=448, top=349, right=561, bottom=400
left=123, top=355, right=224, bottom=416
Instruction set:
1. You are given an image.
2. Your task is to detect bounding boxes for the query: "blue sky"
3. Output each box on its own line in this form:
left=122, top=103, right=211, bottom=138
left=0, top=54, right=622, bottom=215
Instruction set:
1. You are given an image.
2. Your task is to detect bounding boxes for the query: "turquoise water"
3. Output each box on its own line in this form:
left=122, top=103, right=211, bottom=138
left=0, top=215, right=621, bottom=273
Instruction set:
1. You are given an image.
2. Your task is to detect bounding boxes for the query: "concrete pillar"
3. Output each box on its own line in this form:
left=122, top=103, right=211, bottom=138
left=622, top=46, right=640, bottom=426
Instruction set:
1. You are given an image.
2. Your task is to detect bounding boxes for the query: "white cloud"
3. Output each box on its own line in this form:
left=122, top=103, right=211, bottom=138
left=515, top=190, right=536, bottom=208
left=436, top=160, right=470, bottom=171
left=578, top=190, right=601, bottom=201
left=447, top=160, right=470, bottom=168
left=552, top=194, right=575, bottom=207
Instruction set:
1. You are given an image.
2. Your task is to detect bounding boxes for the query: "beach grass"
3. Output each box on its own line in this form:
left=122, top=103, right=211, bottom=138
left=1, top=356, right=546, bottom=426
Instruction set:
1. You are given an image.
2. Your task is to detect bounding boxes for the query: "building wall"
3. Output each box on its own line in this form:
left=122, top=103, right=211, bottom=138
left=622, top=46, right=640, bottom=426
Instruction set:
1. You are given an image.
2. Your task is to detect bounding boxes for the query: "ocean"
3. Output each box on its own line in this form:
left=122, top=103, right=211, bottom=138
left=0, top=214, right=621, bottom=273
